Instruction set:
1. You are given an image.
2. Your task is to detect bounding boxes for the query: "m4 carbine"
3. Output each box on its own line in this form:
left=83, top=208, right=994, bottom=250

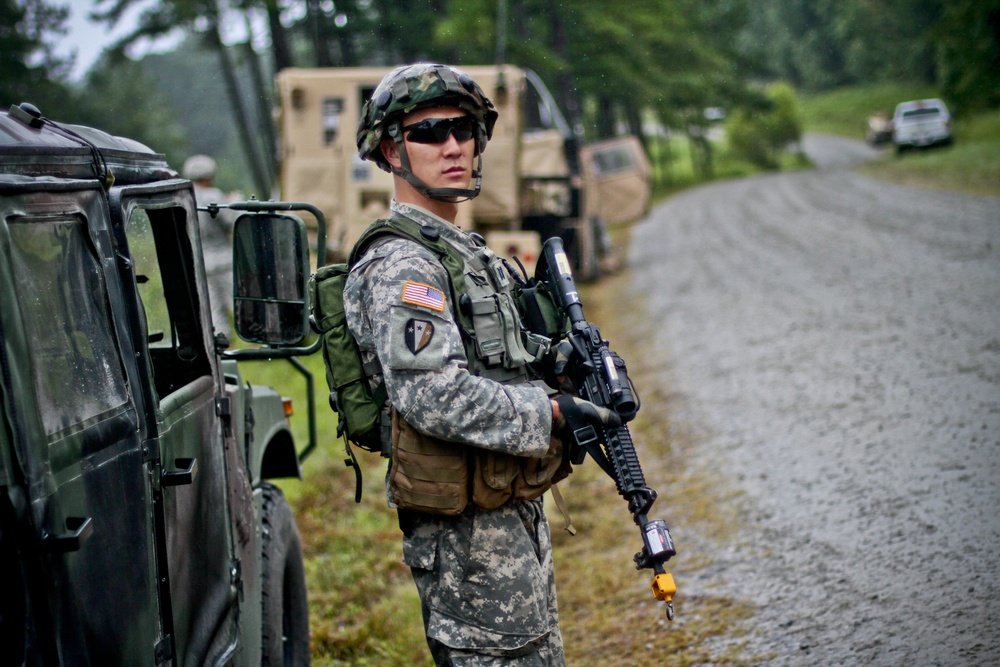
left=535, top=236, right=678, bottom=620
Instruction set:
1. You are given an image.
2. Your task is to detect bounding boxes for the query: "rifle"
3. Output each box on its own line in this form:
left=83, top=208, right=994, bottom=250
left=534, top=236, right=678, bottom=620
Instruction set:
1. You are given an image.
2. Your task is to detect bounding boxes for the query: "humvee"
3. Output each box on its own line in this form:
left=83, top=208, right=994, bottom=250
left=275, top=65, right=651, bottom=280
left=0, top=103, right=318, bottom=666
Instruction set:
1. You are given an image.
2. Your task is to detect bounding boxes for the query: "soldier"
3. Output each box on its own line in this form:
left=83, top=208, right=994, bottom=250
left=182, top=153, right=235, bottom=339
left=345, top=63, right=620, bottom=666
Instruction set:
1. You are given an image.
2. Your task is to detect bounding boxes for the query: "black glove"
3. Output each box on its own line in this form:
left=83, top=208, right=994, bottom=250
left=549, top=341, right=576, bottom=393
left=555, top=394, right=622, bottom=432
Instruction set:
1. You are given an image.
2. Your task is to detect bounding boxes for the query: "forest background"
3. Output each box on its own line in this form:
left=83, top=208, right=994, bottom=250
left=3, top=0, right=999, bottom=195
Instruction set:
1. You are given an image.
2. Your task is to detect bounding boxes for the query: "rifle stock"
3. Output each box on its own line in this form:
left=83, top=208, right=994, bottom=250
left=536, top=236, right=678, bottom=620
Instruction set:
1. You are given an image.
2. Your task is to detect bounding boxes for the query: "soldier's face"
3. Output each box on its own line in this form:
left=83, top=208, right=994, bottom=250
left=383, top=106, right=475, bottom=193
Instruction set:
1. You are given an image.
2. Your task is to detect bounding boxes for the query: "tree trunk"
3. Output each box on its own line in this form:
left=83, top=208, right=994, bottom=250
left=548, top=6, right=582, bottom=139
left=596, top=96, right=615, bottom=139
left=306, top=0, right=332, bottom=66
left=241, top=14, right=276, bottom=185
left=209, top=16, right=271, bottom=196
left=263, top=0, right=293, bottom=71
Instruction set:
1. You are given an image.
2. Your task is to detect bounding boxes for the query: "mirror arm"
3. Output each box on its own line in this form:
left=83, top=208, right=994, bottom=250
left=222, top=336, right=322, bottom=360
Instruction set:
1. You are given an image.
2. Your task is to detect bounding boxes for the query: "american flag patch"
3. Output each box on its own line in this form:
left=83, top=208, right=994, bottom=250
left=401, top=281, right=445, bottom=312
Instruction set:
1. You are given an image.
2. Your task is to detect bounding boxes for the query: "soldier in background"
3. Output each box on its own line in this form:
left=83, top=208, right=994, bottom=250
left=345, top=64, right=619, bottom=666
left=182, top=154, right=236, bottom=339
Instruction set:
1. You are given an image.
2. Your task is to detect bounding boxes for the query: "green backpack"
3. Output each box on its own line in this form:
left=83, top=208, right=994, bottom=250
left=308, top=218, right=472, bottom=457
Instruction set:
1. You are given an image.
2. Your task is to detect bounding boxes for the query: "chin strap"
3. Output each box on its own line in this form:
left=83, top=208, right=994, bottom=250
left=387, top=121, right=483, bottom=203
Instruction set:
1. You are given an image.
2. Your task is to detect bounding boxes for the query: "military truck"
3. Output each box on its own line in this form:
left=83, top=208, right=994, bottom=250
left=0, top=103, right=319, bottom=666
left=275, top=65, right=650, bottom=280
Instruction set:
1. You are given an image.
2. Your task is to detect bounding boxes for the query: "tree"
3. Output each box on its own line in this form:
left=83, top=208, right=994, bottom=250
left=69, top=54, right=192, bottom=168
left=726, top=82, right=803, bottom=169
left=933, top=0, right=1000, bottom=112
left=90, top=0, right=274, bottom=193
left=0, top=0, right=73, bottom=112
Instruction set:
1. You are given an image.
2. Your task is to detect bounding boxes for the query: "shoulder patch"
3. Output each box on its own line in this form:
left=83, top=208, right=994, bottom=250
left=405, top=319, right=435, bottom=354
left=401, top=281, right=445, bottom=312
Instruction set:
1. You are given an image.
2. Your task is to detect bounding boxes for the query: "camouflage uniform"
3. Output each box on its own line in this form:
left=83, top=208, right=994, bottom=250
left=344, top=201, right=565, bottom=665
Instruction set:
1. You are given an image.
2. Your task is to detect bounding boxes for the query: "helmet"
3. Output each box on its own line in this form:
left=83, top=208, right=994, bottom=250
left=357, top=63, right=498, bottom=201
left=182, top=154, right=217, bottom=181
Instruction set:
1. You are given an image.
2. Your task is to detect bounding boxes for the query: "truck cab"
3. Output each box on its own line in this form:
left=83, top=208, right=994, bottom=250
left=0, top=103, right=312, bottom=666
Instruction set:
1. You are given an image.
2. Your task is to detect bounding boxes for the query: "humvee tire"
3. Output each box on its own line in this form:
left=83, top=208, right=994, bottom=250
left=260, top=482, right=310, bottom=666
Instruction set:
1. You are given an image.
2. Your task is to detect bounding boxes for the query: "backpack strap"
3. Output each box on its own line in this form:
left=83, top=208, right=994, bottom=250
left=349, top=217, right=474, bottom=334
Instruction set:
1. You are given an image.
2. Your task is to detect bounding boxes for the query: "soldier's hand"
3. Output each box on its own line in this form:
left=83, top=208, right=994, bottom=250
left=554, top=394, right=622, bottom=432
left=550, top=341, right=576, bottom=393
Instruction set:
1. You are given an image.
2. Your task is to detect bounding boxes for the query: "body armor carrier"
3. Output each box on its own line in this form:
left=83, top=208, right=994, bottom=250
left=352, top=215, right=569, bottom=515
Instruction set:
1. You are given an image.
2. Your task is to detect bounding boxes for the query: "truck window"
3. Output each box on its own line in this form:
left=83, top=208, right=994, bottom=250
left=127, top=209, right=173, bottom=349
left=126, top=205, right=211, bottom=399
left=590, top=144, right=638, bottom=175
left=6, top=214, right=128, bottom=437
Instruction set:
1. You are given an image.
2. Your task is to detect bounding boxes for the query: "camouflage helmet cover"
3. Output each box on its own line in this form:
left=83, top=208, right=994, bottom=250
left=357, top=63, right=498, bottom=171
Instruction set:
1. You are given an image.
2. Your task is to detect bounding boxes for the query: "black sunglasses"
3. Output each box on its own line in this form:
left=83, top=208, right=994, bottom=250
left=401, top=116, right=477, bottom=144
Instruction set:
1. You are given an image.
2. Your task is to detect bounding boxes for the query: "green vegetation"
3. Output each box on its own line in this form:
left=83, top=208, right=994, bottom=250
left=858, top=110, right=1000, bottom=198
left=726, top=82, right=804, bottom=170
left=797, top=82, right=938, bottom=138
left=799, top=84, right=1000, bottom=198
left=647, top=131, right=808, bottom=202
left=646, top=82, right=810, bottom=202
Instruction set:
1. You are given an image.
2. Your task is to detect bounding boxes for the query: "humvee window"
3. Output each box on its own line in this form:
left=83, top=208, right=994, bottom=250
left=125, top=205, right=210, bottom=399
left=127, top=209, right=172, bottom=347
left=590, top=144, right=638, bottom=175
left=6, top=214, right=128, bottom=437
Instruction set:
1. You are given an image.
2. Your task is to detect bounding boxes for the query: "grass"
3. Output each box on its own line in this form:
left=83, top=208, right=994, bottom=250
left=647, top=131, right=811, bottom=204
left=797, top=81, right=938, bottom=138
left=798, top=82, right=1000, bottom=198
left=235, top=245, right=762, bottom=664
left=555, top=266, right=759, bottom=666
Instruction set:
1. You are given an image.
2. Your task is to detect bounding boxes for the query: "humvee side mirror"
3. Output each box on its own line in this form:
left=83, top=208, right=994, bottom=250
left=232, top=212, right=310, bottom=346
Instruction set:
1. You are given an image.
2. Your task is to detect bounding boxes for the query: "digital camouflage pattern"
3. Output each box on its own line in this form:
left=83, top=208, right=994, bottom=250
left=356, top=64, right=499, bottom=172
left=344, top=203, right=551, bottom=451
left=343, top=202, right=565, bottom=664
left=408, top=499, right=564, bottom=665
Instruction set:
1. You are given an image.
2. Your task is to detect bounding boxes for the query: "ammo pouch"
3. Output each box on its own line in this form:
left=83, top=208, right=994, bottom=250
left=472, top=436, right=571, bottom=509
left=309, top=263, right=386, bottom=452
left=389, top=409, right=572, bottom=516
left=389, top=409, right=469, bottom=515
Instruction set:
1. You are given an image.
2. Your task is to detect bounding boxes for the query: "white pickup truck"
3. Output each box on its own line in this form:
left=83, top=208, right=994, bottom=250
left=892, top=98, right=952, bottom=153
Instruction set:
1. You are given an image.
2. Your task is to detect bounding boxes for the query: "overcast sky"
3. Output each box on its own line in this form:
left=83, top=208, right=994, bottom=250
left=57, top=0, right=270, bottom=80
left=59, top=0, right=133, bottom=80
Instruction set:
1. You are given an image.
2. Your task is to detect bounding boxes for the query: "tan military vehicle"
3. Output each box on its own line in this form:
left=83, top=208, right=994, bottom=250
left=275, top=65, right=650, bottom=280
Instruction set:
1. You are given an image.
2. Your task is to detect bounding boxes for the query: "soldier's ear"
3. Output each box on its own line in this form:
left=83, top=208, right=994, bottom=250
left=381, top=138, right=402, bottom=169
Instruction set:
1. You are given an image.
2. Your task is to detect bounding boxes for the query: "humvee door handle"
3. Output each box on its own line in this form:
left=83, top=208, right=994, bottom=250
left=42, top=516, right=94, bottom=553
left=162, top=458, right=199, bottom=487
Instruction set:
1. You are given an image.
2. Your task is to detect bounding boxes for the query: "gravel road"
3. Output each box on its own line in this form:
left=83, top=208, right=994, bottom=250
left=630, top=135, right=1000, bottom=665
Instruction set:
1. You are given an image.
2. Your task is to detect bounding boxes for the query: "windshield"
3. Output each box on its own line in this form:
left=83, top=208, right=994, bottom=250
left=901, top=108, right=942, bottom=119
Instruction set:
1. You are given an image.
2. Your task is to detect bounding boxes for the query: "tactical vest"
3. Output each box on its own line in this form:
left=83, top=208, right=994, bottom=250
left=350, top=215, right=570, bottom=516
